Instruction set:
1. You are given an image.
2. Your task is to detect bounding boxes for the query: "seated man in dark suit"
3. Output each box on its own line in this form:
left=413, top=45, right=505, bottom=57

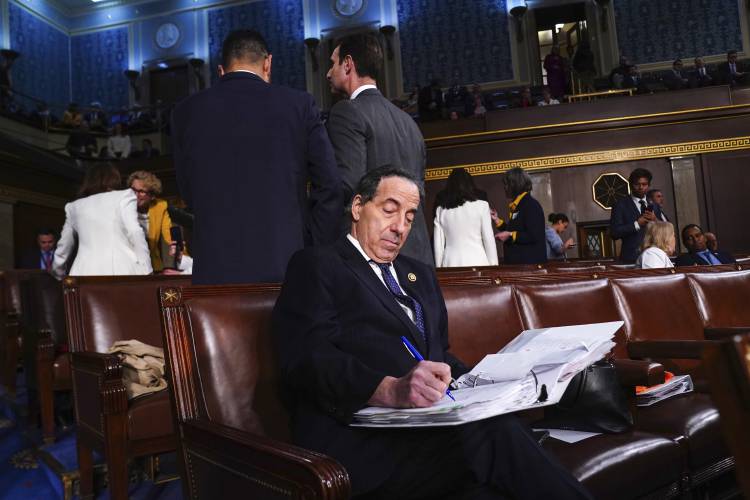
left=663, top=59, right=689, bottom=90
left=19, top=228, right=56, bottom=270
left=717, top=50, right=748, bottom=87
left=610, top=168, right=662, bottom=263
left=689, top=57, right=713, bottom=88
left=273, top=166, right=591, bottom=499
left=675, top=224, right=735, bottom=266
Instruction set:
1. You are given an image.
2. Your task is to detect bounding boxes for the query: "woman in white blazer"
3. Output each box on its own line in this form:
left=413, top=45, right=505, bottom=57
left=52, top=164, right=152, bottom=279
left=433, top=168, right=498, bottom=267
left=636, top=221, right=675, bottom=269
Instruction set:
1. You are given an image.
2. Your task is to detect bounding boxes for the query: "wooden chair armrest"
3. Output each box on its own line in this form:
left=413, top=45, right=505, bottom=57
left=71, top=351, right=128, bottom=426
left=627, top=339, right=719, bottom=360
left=612, top=358, right=665, bottom=387
left=704, top=327, right=750, bottom=340
left=181, top=419, right=350, bottom=500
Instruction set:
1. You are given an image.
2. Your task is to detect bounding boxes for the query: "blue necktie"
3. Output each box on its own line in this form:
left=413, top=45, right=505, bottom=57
left=699, top=250, right=721, bottom=265
left=374, top=262, right=426, bottom=342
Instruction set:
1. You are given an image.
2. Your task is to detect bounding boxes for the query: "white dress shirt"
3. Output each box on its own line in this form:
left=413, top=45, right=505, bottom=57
left=347, top=234, right=415, bottom=321
left=350, top=84, right=378, bottom=100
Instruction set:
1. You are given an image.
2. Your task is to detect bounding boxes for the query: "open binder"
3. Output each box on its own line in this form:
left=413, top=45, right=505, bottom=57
left=352, top=321, right=623, bottom=428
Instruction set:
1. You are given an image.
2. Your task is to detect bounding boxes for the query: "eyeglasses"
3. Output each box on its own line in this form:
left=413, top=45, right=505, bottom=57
left=132, top=188, right=153, bottom=196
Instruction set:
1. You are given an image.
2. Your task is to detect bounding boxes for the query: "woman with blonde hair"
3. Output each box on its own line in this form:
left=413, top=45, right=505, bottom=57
left=636, top=221, right=675, bottom=269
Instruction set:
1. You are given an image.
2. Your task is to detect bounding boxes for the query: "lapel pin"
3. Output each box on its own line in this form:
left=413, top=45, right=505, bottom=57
left=407, top=273, right=417, bottom=282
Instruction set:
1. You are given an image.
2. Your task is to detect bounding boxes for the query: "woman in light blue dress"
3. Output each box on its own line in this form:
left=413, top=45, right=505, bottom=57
left=545, top=213, right=575, bottom=260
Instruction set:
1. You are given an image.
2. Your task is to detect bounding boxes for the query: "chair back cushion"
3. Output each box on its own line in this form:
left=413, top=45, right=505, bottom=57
left=160, top=285, right=288, bottom=441
left=687, top=270, right=750, bottom=328
left=514, top=279, right=627, bottom=357
left=63, top=275, right=192, bottom=353
left=442, top=284, right=524, bottom=367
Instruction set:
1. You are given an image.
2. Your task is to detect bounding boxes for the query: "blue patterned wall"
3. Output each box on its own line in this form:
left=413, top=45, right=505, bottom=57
left=614, top=0, right=743, bottom=64
left=8, top=3, right=70, bottom=109
left=397, top=0, right=513, bottom=92
left=70, top=28, right=129, bottom=110
left=207, top=0, right=305, bottom=89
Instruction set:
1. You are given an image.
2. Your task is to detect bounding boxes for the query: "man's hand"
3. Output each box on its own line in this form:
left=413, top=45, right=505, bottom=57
left=637, top=211, right=657, bottom=226
left=495, top=231, right=512, bottom=242
left=368, top=361, right=452, bottom=409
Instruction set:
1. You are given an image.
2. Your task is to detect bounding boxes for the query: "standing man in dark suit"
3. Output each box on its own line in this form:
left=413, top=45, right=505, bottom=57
left=19, top=228, right=56, bottom=270
left=610, top=168, right=660, bottom=263
left=492, top=167, right=547, bottom=264
left=646, top=188, right=669, bottom=222
left=273, top=166, right=592, bottom=500
left=675, top=224, right=735, bottom=266
left=172, top=30, right=342, bottom=284
left=325, top=33, right=433, bottom=267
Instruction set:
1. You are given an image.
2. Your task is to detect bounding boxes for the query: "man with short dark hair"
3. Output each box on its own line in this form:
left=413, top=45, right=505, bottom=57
left=274, top=166, right=591, bottom=500
left=19, top=229, right=56, bottom=270
left=690, top=57, right=713, bottom=87
left=326, top=33, right=433, bottom=266
left=610, top=168, right=662, bottom=263
left=717, top=50, right=748, bottom=87
left=172, top=29, right=342, bottom=284
left=664, top=59, right=688, bottom=90
left=675, top=225, right=735, bottom=266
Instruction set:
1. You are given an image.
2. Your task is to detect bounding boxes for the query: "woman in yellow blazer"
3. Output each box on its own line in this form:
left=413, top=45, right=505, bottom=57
left=128, top=170, right=172, bottom=272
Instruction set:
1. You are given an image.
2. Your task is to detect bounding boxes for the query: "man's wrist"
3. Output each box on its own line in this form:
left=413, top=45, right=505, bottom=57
left=367, top=376, right=398, bottom=407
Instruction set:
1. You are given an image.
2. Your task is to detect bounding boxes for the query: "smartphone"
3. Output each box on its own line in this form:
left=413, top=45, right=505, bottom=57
left=170, top=226, right=184, bottom=253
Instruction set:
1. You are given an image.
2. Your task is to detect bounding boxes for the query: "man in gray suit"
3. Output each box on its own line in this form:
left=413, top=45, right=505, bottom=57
left=326, top=33, right=433, bottom=266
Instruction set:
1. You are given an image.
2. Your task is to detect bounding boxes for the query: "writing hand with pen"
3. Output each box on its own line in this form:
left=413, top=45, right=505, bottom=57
left=367, top=361, right=454, bottom=409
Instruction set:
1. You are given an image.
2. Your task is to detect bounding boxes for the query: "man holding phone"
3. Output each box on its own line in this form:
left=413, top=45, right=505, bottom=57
left=610, top=168, right=660, bottom=263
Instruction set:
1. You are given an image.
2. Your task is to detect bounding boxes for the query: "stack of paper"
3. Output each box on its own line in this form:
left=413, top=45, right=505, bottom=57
left=636, top=374, right=693, bottom=407
left=351, top=321, right=623, bottom=428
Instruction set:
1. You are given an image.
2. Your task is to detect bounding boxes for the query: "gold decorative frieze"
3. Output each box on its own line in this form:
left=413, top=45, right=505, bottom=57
left=425, top=135, right=750, bottom=181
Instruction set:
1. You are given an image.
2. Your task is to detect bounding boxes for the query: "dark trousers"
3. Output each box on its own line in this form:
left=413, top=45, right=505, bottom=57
left=353, top=414, right=592, bottom=500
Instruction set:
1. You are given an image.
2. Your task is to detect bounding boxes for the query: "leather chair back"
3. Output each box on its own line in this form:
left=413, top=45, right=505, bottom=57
left=160, top=284, right=288, bottom=440
left=514, top=279, right=628, bottom=357
left=611, top=274, right=705, bottom=376
left=687, top=271, right=750, bottom=328
left=63, top=275, right=192, bottom=353
left=442, top=284, right=524, bottom=367
left=28, top=273, right=65, bottom=345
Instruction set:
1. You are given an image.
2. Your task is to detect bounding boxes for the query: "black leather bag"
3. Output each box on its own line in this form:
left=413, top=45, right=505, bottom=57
left=537, top=360, right=634, bottom=433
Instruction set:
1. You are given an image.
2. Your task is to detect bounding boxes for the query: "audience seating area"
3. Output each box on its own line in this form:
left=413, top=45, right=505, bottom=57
left=1, top=264, right=749, bottom=499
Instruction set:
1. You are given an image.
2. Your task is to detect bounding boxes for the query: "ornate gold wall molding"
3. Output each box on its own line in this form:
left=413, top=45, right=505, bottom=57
left=425, top=135, right=750, bottom=181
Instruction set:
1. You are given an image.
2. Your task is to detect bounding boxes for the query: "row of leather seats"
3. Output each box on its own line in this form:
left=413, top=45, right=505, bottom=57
left=1, top=266, right=748, bottom=499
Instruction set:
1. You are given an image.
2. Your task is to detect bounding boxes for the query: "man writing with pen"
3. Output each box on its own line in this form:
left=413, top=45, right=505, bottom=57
left=273, top=166, right=591, bottom=499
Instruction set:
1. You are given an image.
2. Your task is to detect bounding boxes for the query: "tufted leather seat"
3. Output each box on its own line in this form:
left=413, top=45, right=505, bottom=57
left=687, top=271, right=750, bottom=328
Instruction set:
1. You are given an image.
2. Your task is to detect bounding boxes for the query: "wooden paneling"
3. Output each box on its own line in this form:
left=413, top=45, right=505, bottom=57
left=701, top=150, right=750, bottom=255
left=13, top=203, right=66, bottom=268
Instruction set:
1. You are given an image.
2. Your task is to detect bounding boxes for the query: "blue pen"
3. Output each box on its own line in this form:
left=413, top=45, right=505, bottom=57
left=400, top=336, right=456, bottom=402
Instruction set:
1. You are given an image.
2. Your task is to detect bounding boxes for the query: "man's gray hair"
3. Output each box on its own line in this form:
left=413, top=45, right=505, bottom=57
left=352, top=166, right=424, bottom=209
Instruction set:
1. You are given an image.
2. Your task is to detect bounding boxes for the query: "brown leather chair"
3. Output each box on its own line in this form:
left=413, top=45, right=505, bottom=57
left=2, top=270, right=37, bottom=396
left=63, top=275, right=191, bottom=500
left=20, top=272, right=69, bottom=443
left=611, top=274, right=734, bottom=492
left=158, top=284, right=350, bottom=499
left=703, top=334, right=750, bottom=497
left=687, top=270, right=750, bottom=331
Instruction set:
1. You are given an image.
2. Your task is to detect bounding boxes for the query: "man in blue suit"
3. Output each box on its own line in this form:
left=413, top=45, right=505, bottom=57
left=273, top=166, right=591, bottom=500
left=172, top=30, right=342, bottom=284
left=609, top=168, right=663, bottom=263
left=675, top=225, right=736, bottom=266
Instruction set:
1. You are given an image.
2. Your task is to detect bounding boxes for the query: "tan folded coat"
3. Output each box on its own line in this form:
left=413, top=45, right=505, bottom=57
left=108, top=339, right=167, bottom=399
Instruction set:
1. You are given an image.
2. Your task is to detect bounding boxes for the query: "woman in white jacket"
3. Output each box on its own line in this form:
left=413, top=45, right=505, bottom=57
left=433, top=168, right=498, bottom=267
left=52, top=163, right=152, bottom=279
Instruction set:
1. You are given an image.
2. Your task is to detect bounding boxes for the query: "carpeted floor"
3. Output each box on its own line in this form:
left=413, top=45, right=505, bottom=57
left=0, top=374, right=182, bottom=500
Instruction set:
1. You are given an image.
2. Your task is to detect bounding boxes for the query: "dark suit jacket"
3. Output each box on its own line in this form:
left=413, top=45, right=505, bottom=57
left=273, top=237, right=467, bottom=493
left=501, top=193, right=547, bottom=264
left=689, top=68, right=713, bottom=87
left=326, top=88, right=433, bottom=267
left=675, top=250, right=735, bottom=267
left=663, top=70, right=688, bottom=90
left=717, top=61, right=747, bottom=86
left=19, top=250, right=44, bottom=269
left=609, top=196, right=665, bottom=263
left=171, top=72, right=342, bottom=284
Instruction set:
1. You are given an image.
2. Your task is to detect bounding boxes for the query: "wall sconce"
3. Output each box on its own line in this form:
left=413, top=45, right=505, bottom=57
left=508, top=1, right=528, bottom=43
left=123, top=69, right=141, bottom=102
left=379, top=25, right=396, bottom=60
left=594, top=0, right=610, bottom=32
left=189, top=58, right=205, bottom=90
left=304, top=37, right=320, bottom=72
